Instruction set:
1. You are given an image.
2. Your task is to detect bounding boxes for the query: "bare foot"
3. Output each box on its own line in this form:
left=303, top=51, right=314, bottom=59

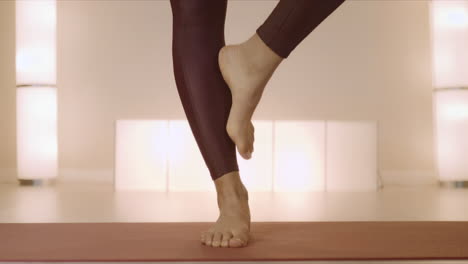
left=219, top=33, right=282, bottom=160
left=201, top=171, right=251, bottom=248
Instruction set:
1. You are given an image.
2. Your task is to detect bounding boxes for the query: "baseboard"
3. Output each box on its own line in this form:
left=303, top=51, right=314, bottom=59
left=380, top=170, right=438, bottom=186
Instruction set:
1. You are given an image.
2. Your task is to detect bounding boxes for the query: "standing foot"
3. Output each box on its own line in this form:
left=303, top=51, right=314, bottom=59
left=201, top=171, right=251, bottom=248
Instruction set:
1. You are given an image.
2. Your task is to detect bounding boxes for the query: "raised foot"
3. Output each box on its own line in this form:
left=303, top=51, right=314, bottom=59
left=218, top=34, right=282, bottom=160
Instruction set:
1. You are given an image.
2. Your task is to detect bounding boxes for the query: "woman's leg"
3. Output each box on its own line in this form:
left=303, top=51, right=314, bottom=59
left=257, top=0, right=347, bottom=59
left=171, top=0, right=238, bottom=181
left=219, top=0, right=346, bottom=159
left=170, top=0, right=250, bottom=248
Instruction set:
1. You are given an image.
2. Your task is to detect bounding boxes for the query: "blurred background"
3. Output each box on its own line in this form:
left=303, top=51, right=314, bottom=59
left=0, top=0, right=435, bottom=186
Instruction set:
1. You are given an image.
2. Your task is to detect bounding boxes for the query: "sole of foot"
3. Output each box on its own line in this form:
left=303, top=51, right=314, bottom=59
left=218, top=34, right=282, bottom=160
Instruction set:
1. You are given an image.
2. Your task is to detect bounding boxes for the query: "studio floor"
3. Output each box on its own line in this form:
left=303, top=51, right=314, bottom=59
left=1, top=182, right=468, bottom=264
left=1, top=183, right=468, bottom=223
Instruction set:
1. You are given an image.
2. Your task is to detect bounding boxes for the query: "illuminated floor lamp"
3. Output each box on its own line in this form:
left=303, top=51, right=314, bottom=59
left=430, top=0, right=468, bottom=188
left=15, top=0, right=58, bottom=186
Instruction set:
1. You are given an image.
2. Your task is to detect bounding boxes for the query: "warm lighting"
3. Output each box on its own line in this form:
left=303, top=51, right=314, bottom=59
left=168, top=120, right=212, bottom=192
left=15, top=0, right=57, bottom=182
left=112, top=119, right=379, bottom=192
left=436, top=91, right=468, bottom=121
left=16, top=87, right=58, bottom=179
left=432, top=2, right=468, bottom=29
left=430, top=0, right=468, bottom=183
left=237, top=120, right=273, bottom=191
left=430, top=0, right=468, bottom=88
left=274, top=121, right=325, bottom=192
left=326, top=121, right=378, bottom=191
left=16, top=0, right=56, bottom=85
left=114, top=120, right=168, bottom=191
left=434, top=90, right=468, bottom=181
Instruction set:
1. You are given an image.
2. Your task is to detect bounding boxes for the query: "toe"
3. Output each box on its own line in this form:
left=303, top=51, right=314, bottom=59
left=212, top=232, right=223, bottom=247
left=221, top=232, right=232, bottom=248
left=238, top=140, right=249, bottom=153
left=204, top=232, right=214, bottom=246
left=247, top=136, right=254, bottom=153
left=229, top=237, right=244, bottom=247
left=230, top=229, right=249, bottom=247
left=238, top=144, right=251, bottom=160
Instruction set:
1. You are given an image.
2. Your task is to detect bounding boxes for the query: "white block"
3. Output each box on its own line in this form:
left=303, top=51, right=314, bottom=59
left=326, top=121, right=378, bottom=191
left=237, top=120, right=273, bottom=192
left=168, top=120, right=212, bottom=192
left=16, top=87, right=58, bottom=180
left=114, top=120, right=168, bottom=191
left=274, top=121, right=326, bottom=192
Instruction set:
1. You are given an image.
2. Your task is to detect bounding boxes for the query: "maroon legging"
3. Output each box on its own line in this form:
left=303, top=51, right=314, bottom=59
left=170, top=0, right=346, bottom=181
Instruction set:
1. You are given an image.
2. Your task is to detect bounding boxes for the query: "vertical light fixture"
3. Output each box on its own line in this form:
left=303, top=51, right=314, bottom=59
left=430, top=0, right=468, bottom=187
left=16, top=0, right=57, bottom=185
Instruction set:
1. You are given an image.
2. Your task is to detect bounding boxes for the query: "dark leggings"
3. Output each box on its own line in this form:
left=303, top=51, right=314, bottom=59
left=170, top=0, right=346, bottom=181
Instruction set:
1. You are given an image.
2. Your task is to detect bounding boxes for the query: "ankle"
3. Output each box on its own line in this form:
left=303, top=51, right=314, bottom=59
left=217, top=182, right=248, bottom=200
left=218, top=183, right=248, bottom=201
left=214, top=172, right=248, bottom=200
left=240, top=33, right=282, bottom=73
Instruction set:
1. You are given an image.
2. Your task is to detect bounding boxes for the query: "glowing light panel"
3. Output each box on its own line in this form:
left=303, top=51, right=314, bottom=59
left=430, top=0, right=468, bottom=88
left=114, top=120, right=168, bottom=191
left=274, top=121, right=325, bottom=192
left=168, top=120, right=212, bottom=192
left=16, top=87, right=58, bottom=179
left=434, top=90, right=468, bottom=181
left=326, top=121, right=378, bottom=191
left=16, top=0, right=56, bottom=85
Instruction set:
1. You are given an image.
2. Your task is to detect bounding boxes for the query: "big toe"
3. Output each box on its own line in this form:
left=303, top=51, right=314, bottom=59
left=238, top=143, right=252, bottom=160
left=230, top=132, right=251, bottom=160
left=229, top=230, right=249, bottom=247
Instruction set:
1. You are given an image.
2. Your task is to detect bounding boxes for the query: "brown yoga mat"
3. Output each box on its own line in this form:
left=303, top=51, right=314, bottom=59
left=1, top=221, right=468, bottom=262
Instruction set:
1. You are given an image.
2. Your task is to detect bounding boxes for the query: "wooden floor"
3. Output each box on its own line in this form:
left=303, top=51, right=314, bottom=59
left=1, top=183, right=468, bottom=223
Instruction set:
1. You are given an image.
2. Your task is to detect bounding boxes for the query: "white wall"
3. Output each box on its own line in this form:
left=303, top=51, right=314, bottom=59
left=0, top=0, right=436, bottom=185
left=0, top=0, right=17, bottom=181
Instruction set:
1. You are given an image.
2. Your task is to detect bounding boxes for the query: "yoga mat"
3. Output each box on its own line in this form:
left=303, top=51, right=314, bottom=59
left=1, top=221, right=468, bottom=262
